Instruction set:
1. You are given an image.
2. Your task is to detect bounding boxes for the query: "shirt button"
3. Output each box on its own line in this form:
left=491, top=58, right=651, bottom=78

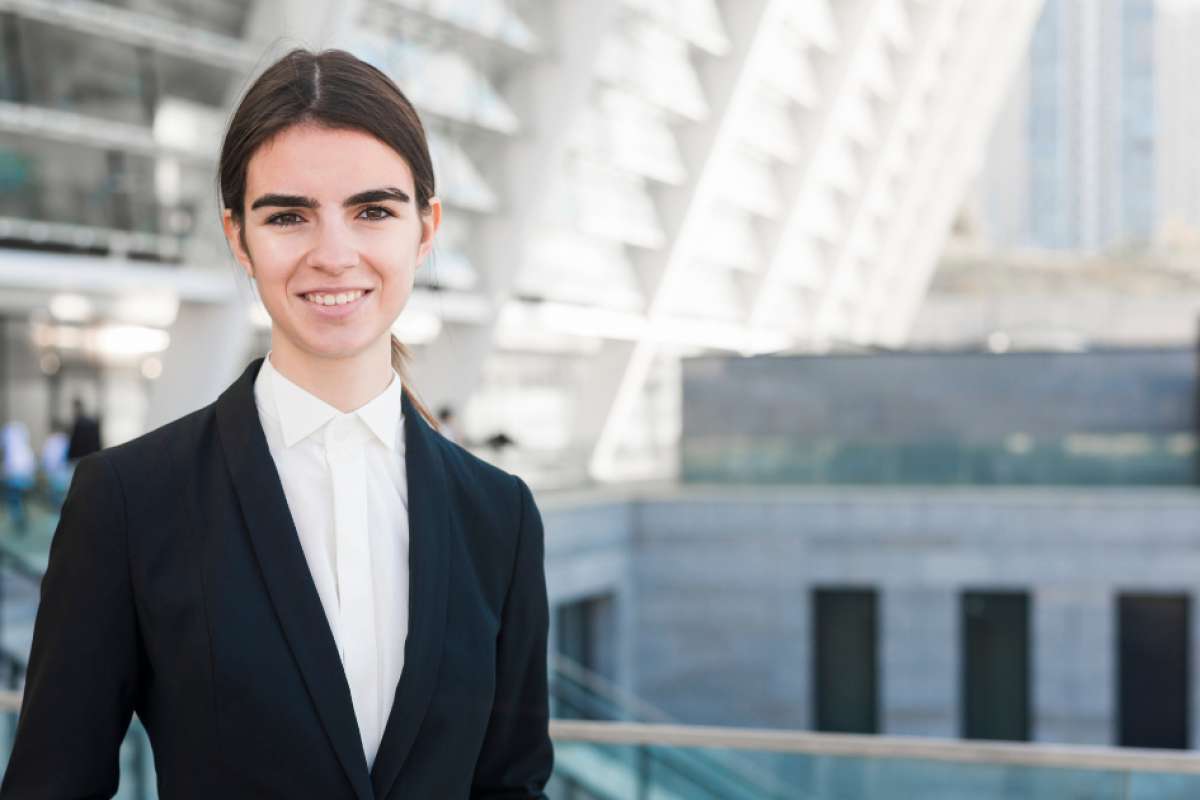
left=335, top=427, right=349, bottom=441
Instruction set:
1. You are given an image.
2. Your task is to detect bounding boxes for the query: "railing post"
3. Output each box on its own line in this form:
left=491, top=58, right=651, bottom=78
left=635, top=746, right=651, bottom=800
left=132, top=729, right=147, bottom=800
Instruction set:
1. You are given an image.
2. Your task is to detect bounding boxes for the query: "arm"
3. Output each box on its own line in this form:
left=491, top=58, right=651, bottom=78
left=471, top=478, right=554, bottom=799
left=0, top=454, right=143, bottom=799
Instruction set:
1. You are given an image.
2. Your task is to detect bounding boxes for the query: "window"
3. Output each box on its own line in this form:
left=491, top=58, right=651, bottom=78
left=1119, top=594, right=1189, bottom=749
left=814, top=588, right=878, bottom=734
left=963, top=591, right=1030, bottom=741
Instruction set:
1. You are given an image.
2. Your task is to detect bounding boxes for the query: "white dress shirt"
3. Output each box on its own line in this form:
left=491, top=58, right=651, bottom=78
left=254, top=354, right=409, bottom=769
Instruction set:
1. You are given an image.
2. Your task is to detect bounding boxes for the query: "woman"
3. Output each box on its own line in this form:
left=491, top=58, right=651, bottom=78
left=0, top=50, right=552, bottom=799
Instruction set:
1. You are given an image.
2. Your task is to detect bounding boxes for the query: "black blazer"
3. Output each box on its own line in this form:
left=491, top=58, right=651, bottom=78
left=0, top=359, right=553, bottom=799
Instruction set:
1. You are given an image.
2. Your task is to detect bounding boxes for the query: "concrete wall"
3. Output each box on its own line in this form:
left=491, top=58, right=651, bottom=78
left=539, top=484, right=1200, bottom=746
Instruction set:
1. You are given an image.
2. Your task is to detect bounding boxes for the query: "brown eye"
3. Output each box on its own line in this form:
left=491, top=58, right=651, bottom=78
left=360, top=206, right=393, bottom=220
left=268, top=212, right=303, bottom=227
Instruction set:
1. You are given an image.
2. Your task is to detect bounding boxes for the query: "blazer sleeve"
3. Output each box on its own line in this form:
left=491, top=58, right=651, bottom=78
left=470, top=477, right=554, bottom=799
left=0, top=453, right=143, bottom=800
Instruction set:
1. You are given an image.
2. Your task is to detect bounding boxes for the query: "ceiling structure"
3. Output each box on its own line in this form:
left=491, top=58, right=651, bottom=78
left=0, top=0, right=1045, bottom=484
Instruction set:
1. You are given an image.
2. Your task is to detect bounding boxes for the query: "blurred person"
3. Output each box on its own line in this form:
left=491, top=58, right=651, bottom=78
left=39, top=426, right=72, bottom=510
left=66, top=398, right=101, bottom=461
left=437, top=405, right=460, bottom=443
left=2, top=422, right=36, bottom=533
left=1, top=49, right=552, bottom=800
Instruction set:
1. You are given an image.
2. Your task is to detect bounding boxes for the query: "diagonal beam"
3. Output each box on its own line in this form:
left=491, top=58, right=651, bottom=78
left=854, top=0, right=1047, bottom=346
left=805, top=0, right=966, bottom=342
left=743, top=0, right=910, bottom=335
left=582, top=0, right=786, bottom=480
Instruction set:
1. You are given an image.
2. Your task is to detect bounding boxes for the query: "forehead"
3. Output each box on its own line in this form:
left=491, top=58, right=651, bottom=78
left=246, top=125, right=416, bottom=195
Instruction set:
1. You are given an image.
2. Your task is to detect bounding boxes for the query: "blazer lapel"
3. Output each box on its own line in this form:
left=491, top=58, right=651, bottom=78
left=216, top=359, right=374, bottom=800
left=371, top=397, right=451, bottom=799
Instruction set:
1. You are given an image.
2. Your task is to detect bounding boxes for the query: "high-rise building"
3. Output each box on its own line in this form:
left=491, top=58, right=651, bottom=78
left=980, top=0, right=1157, bottom=253
left=1157, top=0, right=1200, bottom=248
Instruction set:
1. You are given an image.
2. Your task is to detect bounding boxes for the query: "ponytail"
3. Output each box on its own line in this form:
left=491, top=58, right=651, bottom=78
left=391, top=334, right=437, bottom=427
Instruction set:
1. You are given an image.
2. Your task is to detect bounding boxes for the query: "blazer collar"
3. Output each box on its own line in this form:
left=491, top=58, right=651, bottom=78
left=216, top=359, right=375, bottom=800
left=370, top=392, right=451, bottom=798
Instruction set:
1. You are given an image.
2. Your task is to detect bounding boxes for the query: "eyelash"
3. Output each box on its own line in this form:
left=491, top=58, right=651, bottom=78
left=264, top=207, right=395, bottom=227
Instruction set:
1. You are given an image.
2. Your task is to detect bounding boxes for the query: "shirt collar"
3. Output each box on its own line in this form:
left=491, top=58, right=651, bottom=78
left=256, top=354, right=404, bottom=450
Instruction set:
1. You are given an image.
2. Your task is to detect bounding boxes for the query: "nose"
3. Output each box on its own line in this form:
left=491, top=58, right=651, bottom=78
left=305, top=215, right=358, bottom=274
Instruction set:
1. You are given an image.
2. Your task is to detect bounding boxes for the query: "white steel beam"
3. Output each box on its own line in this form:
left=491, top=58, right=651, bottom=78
left=805, top=0, right=965, bottom=342
left=868, top=0, right=1047, bottom=346
left=414, top=0, right=624, bottom=415
left=743, top=0, right=903, bottom=334
left=583, top=0, right=785, bottom=480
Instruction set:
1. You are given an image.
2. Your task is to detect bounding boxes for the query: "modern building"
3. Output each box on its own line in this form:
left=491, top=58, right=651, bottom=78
left=1156, top=0, right=1200, bottom=249
left=0, top=0, right=1044, bottom=485
left=979, top=0, right=1158, bottom=254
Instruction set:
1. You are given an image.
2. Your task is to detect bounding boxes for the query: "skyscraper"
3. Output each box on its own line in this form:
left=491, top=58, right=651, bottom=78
left=980, top=0, right=1157, bottom=253
left=1156, top=0, right=1200, bottom=248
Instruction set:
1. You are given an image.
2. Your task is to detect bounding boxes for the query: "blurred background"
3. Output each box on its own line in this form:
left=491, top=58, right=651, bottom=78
left=5, top=0, right=1200, bottom=797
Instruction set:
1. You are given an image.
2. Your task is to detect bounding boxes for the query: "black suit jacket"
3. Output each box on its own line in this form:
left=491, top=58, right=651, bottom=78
left=0, top=359, right=553, bottom=799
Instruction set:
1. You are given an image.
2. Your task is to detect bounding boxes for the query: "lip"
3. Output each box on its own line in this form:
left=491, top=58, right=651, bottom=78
left=297, top=288, right=372, bottom=319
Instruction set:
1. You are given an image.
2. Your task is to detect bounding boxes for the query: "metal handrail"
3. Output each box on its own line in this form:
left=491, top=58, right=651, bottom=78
left=2, top=690, right=1198, bottom=777
left=549, top=720, right=1200, bottom=776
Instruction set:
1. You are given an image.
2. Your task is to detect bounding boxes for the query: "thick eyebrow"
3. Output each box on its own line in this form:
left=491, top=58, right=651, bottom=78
left=344, top=188, right=411, bottom=207
left=250, top=193, right=317, bottom=211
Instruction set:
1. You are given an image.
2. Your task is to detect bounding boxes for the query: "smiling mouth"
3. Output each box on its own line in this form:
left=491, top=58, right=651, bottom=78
left=303, top=290, right=368, bottom=306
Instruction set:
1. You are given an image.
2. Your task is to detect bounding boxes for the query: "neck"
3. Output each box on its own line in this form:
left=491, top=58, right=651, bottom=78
left=268, top=328, right=394, bottom=414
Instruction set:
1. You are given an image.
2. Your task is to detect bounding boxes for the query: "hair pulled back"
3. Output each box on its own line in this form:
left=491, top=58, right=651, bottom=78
left=219, top=48, right=436, bottom=424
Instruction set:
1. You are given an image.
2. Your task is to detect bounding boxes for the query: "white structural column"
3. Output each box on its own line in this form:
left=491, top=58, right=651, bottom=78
left=417, top=0, right=623, bottom=414
left=867, top=0, right=1046, bottom=346
left=582, top=0, right=784, bottom=480
left=745, top=0, right=918, bottom=337
left=804, top=0, right=965, bottom=341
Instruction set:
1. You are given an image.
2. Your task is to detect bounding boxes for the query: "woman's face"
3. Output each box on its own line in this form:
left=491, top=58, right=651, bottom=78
left=223, top=125, right=440, bottom=362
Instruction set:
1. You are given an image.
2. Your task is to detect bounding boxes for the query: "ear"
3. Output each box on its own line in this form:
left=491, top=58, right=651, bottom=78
left=222, top=209, right=255, bottom=278
left=415, top=198, right=442, bottom=268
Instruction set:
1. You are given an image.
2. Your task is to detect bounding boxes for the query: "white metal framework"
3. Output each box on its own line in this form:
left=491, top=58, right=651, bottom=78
left=0, top=0, right=1045, bottom=483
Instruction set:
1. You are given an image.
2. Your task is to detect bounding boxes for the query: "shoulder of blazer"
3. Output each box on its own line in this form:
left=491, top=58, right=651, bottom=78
left=419, top=419, right=529, bottom=535
left=98, top=400, right=220, bottom=493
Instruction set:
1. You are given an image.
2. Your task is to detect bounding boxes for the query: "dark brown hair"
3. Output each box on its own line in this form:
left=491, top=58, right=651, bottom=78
left=219, top=48, right=436, bottom=424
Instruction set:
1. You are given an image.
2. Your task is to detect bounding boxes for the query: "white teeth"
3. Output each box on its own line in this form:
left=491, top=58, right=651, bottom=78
left=306, top=290, right=365, bottom=305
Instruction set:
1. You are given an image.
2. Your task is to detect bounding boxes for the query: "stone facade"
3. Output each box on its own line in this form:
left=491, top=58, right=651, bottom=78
left=541, top=485, right=1200, bottom=746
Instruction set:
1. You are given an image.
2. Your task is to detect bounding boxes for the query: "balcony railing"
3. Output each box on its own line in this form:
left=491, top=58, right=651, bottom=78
left=2, top=687, right=1200, bottom=799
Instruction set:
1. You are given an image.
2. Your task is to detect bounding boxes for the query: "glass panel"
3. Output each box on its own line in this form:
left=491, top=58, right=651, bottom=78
left=670, top=263, right=744, bottom=320
left=518, top=230, right=646, bottom=310
left=545, top=159, right=666, bottom=250
left=349, top=35, right=520, bottom=133
left=595, top=21, right=709, bottom=122
left=720, top=148, right=784, bottom=219
left=389, top=0, right=539, bottom=51
left=572, top=90, right=688, bottom=186
left=428, top=131, right=499, bottom=213
left=621, top=0, right=731, bottom=56
left=741, top=92, right=802, bottom=164
left=763, top=38, right=821, bottom=109
left=695, top=209, right=764, bottom=272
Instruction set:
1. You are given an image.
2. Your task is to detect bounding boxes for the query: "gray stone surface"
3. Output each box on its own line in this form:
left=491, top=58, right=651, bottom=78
left=539, top=485, right=1200, bottom=746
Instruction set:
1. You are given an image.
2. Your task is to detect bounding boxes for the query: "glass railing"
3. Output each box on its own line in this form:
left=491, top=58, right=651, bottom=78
left=681, top=434, right=1198, bottom=486
left=547, top=720, right=1200, bottom=800
left=0, top=666, right=1197, bottom=798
